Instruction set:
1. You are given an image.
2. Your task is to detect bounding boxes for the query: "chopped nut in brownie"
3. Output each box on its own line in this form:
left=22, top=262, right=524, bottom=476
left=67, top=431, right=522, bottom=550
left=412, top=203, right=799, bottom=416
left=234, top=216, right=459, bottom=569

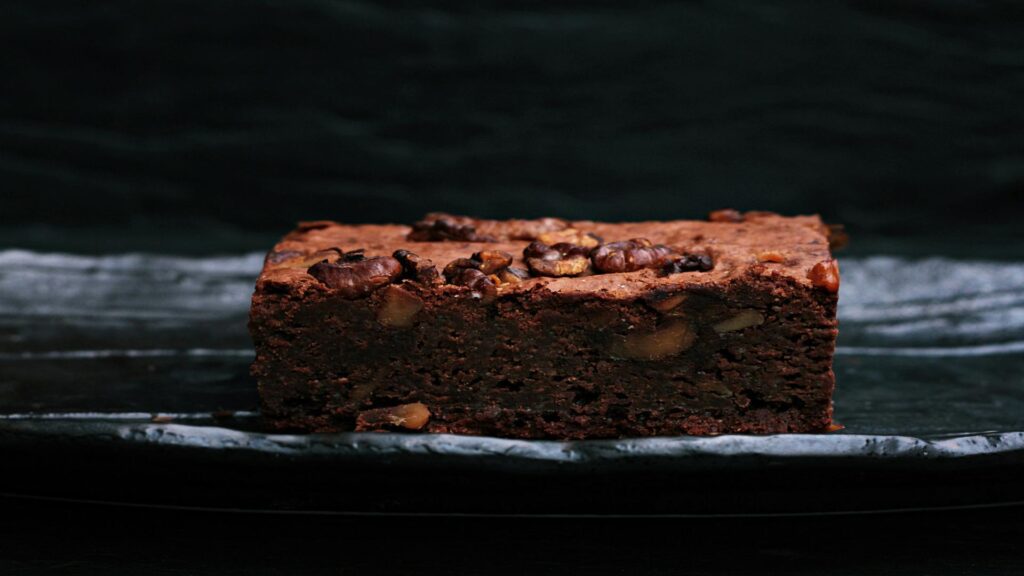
left=661, top=254, right=714, bottom=275
left=505, top=217, right=570, bottom=241
left=645, top=292, right=688, bottom=313
left=713, top=310, right=766, bottom=333
left=307, top=255, right=403, bottom=298
left=443, top=258, right=498, bottom=302
left=295, top=220, right=336, bottom=232
left=494, top=266, right=530, bottom=285
left=407, top=214, right=497, bottom=242
left=338, top=248, right=366, bottom=262
left=708, top=209, right=744, bottom=223
left=523, top=241, right=591, bottom=277
left=536, top=228, right=602, bottom=248
left=377, top=285, right=425, bottom=328
left=592, top=239, right=675, bottom=273
left=610, top=319, right=696, bottom=360
left=808, top=260, right=840, bottom=293
left=393, top=249, right=442, bottom=285
left=756, top=251, right=786, bottom=263
left=355, top=402, right=431, bottom=431
left=471, top=250, right=514, bottom=274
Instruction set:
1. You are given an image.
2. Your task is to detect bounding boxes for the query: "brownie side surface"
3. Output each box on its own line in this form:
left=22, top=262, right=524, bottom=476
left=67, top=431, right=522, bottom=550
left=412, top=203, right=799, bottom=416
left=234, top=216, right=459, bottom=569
left=249, top=213, right=839, bottom=438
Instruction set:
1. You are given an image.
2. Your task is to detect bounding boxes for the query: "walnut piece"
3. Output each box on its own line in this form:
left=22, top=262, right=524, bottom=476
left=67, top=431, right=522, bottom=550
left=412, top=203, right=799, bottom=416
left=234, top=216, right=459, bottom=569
left=307, top=254, right=402, bottom=298
left=708, top=209, right=744, bottom=223
left=294, top=220, right=336, bottom=232
left=407, top=213, right=497, bottom=242
left=471, top=250, right=514, bottom=274
left=355, top=402, right=431, bottom=431
left=505, top=217, right=571, bottom=241
left=713, top=310, right=765, bottom=333
left=377, top=285, right=424, bottom=328
left=523, top=241, right=591, bottom=277
left=443, top=258, right=498, bottom=302
left=756, top=251, right=786, bottom=263
left=494, top=266, right=529, bottom=285
left=442, top=249, right=520, bottom=298
left=393, top=249, right=442, bottom=285
left=610, top=319, right=695, bottom=360
left=661, top=253, right=714, bottom=275
left=592, top=239, right=675, bottom=273
left=537, top=228, right=602, bottom=248
left=808, top=260, right=840, bottom=293
left=646, top=292, right=688, bottom=313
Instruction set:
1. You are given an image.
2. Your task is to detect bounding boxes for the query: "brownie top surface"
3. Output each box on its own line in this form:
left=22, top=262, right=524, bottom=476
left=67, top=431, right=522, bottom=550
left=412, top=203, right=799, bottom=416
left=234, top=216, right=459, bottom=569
left=256, top=212, right=835, bottom=299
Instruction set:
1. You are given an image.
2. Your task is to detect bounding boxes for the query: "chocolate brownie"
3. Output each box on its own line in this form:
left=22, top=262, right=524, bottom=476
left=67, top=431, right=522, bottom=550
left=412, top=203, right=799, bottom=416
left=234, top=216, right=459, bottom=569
left=249, top=211, right=840, bottom=438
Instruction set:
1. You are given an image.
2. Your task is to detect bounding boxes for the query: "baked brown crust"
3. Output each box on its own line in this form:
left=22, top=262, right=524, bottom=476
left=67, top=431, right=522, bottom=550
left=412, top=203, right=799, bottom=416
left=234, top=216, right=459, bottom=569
left=250, top=212, right=839, bottom=438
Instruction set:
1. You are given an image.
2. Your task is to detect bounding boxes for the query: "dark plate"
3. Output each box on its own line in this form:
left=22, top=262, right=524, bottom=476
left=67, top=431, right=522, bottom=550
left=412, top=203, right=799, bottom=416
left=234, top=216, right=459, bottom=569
left=1, top=251, right=1023, bottom=515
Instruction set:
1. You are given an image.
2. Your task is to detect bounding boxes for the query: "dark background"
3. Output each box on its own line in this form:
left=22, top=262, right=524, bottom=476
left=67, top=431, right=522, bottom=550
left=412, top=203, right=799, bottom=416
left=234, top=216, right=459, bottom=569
left=3, top=0, right=1023, bottom=255
left=3, top=2, right=1024, bottom=574
left=1, top=497, right=1022, bottom=575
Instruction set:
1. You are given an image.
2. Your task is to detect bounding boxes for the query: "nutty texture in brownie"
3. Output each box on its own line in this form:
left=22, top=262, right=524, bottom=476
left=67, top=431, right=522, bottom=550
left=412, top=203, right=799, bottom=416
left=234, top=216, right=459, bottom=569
left=250, top=211, right=840, bottom=438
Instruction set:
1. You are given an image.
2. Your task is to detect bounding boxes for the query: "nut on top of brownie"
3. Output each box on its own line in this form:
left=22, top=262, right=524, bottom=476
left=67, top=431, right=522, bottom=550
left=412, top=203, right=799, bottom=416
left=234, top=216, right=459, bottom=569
left=257, top=211, right=840, bottom=301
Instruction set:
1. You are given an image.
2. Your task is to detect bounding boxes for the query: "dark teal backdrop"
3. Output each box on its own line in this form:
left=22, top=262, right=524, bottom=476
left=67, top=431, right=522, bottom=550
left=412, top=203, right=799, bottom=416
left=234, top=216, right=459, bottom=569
left=2, top=1, right=1022, bottom=254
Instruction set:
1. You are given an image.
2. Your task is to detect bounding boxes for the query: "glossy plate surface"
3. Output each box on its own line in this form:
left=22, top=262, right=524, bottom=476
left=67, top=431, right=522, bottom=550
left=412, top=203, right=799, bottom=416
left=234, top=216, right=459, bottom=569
left=1, top=251, right=1022, bottom=515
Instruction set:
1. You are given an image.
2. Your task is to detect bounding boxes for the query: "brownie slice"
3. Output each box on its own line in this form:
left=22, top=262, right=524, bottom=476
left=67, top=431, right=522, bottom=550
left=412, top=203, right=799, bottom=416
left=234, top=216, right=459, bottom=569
left=249, top=211, right=840, bottom=439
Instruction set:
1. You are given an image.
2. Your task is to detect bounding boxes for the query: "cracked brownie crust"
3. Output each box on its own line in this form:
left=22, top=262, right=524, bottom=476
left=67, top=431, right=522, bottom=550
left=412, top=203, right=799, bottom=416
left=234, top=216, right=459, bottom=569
left=249, top=212, right=840, bottom=438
